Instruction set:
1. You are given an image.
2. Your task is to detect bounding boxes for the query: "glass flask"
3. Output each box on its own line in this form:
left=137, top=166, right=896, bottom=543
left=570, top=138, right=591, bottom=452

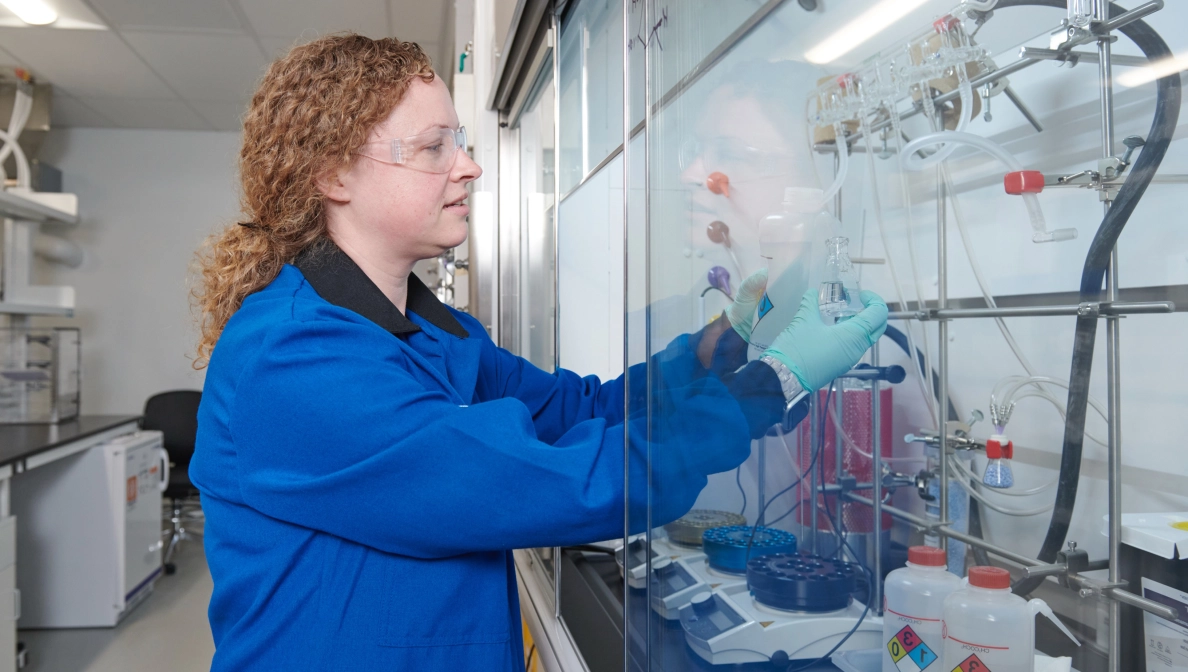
left=818, top=235, right=864, bottom=324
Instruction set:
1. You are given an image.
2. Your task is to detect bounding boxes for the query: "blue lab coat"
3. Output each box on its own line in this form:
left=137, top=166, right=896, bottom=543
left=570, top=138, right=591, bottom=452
left=191, top=240, right=788, bottom=671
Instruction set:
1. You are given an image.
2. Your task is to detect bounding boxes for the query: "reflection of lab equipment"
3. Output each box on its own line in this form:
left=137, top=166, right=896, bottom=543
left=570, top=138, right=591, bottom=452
left=13, top=431, right=166, bottom=627
left=705, top=266, right=732, bottom=300
left=705, top=220, right=746, bottom=280
left=941, top=566, right=1078, bottom=672
left=748, top=187, right=831, bottom=356
left=679, top=552, right=881, bottom=665
left=0, top=327, right=80, bottom=424
left=819, top=236, right=862, bottom=324
left=881, top=546, right=961, bottom=672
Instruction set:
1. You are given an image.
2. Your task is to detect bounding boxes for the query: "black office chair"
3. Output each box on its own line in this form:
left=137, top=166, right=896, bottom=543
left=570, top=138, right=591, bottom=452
left=141, top=390, right=202, bottom=575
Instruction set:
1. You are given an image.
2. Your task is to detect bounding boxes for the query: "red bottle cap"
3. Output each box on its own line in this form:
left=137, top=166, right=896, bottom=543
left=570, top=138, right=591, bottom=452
left=933, top=15, right=959, bottom=33
left=968, top=566, right=1011, bottom=589
left=986, top=437, right=1014, bottom=460
left=908, top=545, right=947, bottom=567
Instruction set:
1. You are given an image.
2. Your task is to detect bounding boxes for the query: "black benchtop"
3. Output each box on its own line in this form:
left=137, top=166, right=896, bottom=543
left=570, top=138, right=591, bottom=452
left=0, top=415, right=141, bottom=468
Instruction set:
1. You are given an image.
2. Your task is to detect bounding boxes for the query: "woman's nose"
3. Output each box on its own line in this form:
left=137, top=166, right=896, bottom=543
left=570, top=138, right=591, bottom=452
left=453, top=150, right=483, bottom=183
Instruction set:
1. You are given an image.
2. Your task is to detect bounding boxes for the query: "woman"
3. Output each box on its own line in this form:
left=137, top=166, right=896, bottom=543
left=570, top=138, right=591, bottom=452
left=191, top=35, right=887, bottom=671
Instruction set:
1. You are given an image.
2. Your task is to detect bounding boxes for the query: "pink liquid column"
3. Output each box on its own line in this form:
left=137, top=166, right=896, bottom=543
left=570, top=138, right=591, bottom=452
left=794, top=384, right=894, bottom=534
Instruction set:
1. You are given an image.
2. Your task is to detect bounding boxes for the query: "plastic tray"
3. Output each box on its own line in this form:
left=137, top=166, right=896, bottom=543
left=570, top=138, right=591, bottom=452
left=830, top=649, right=879, bottom=672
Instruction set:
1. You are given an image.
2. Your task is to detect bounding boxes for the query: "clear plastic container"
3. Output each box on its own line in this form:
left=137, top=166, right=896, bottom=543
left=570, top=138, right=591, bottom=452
left=0, top=327, right=80, bottom=424
left=883, top=546, right=962, bottom=672
left=748, top=187, right=831, bottom=358
left=942, top=566, right=1078, bottom=672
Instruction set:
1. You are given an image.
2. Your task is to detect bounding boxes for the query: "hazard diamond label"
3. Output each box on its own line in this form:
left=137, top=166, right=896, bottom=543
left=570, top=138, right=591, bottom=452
left=757, top=292, right=774, bottom=320
left=952, top=654, right=991, bottom=672
left=887, top=625, right=938, bottom=671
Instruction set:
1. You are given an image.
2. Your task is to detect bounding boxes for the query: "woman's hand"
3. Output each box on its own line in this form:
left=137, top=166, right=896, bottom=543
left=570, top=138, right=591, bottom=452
left=725, top=268, right=768, bottom=342
left=762, top=289, right=888, bottom=392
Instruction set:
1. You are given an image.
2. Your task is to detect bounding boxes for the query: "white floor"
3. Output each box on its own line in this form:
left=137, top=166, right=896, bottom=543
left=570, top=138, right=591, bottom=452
left=19, top=528, right=214, bottom=672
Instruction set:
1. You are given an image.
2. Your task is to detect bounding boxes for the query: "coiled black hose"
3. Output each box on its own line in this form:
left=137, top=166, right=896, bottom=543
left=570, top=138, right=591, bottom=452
left=990, top=0, right=1181, bottom=595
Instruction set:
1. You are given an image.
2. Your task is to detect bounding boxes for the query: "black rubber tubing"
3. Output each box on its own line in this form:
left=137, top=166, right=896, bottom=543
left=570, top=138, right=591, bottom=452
left=988, top=0, right=1181, bottom=595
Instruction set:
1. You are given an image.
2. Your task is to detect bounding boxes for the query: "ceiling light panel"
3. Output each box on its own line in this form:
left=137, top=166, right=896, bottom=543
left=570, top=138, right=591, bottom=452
left=0, top=0, right=105, bottom=29
left=0, top=0, right=55, bottom=25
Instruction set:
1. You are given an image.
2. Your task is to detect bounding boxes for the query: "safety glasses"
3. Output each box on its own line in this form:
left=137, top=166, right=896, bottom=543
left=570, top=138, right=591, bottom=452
left=356, top=126, right=468, bottom=174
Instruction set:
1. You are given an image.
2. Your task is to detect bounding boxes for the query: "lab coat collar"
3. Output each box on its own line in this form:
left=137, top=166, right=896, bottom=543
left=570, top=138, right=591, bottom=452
left=294, top=239, right=469, bottom=339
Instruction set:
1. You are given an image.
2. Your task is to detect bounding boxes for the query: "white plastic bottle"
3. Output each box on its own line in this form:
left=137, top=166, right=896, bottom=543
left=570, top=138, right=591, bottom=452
left=882, top=546, right=962, bottom=672
left=942, top=566, right=1079, bottom=672
left=748, top=187, right=832, bottom=359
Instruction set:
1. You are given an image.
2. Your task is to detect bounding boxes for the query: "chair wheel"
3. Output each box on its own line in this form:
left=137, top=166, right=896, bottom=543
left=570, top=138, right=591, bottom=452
left=164, top=563, right=177, bottom=575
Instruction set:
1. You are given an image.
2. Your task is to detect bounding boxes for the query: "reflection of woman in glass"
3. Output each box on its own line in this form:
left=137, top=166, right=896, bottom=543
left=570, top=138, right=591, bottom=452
left=679, top=60, right=832, bottom=352
left=680, top=61, right=824, bottom=252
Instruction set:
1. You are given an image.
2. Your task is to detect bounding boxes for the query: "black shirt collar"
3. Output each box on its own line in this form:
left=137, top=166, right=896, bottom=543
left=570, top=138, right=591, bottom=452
left=294, top=239, right=469, bottom=339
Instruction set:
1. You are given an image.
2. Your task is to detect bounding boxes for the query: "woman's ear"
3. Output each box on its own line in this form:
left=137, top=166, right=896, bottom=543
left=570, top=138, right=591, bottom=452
left=315, top=164, right=352, bottom=203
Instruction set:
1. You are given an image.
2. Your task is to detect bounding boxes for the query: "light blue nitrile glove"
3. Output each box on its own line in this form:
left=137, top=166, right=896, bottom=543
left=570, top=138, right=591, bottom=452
left=725, top=268, right=768, bottom=342
left=762, top=288, right=888, bottom=392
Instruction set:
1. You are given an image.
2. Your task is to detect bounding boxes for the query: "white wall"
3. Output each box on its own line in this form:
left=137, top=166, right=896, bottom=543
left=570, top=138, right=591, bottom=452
left=30, top=128, right=242, bottom=415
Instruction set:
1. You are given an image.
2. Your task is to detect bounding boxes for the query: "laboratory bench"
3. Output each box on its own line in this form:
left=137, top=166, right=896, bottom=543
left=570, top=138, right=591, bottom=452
left=0, top=415, right=149, bottom=672
left=0, top=415, right=141, bottom=472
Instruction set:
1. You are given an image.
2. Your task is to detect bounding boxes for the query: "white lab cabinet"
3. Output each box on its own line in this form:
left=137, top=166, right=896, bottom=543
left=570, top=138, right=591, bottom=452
left=12, top=431, right=165, bottom=628
left=0, top=517, right=16, bottom=672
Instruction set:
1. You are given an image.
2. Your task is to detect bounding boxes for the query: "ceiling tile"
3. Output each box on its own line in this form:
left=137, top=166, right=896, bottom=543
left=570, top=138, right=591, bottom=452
left=123, top=33, right=267, bottom=102
left=78, top=97, right=212, bottom=131
left=238, top=0, right=388, bottom=39
left=389, top=1, right=445, bottom=43
left=87, top=0, right=242, bottom=32
left=259, top=36, right=308, bottom=60
left=190, top=100, right=247, bottom=132
left=0, top=28, right=174, bottom=99
left=50, top=94, right=115, bottom=128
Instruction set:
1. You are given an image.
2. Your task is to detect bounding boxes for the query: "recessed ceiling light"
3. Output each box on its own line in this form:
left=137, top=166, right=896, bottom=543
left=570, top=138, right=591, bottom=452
left=0, top=0, right=58, bottom=26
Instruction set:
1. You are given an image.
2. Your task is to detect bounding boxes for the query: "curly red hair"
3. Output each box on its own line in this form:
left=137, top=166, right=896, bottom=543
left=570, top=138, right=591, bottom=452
left=192, top=34, right=435, bottom=367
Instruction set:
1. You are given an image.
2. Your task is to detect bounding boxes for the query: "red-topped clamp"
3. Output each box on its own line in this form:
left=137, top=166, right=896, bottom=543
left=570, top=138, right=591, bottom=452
left=933, top=15, right=959, bottom=33
left=986, top=436, right=1014, bottom=460
left=1004, top=170, right=1045, bottom=195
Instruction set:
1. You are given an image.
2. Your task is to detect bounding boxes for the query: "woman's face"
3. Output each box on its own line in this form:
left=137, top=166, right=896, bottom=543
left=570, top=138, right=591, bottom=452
left=679, top=87, right=818, bottom=266
left=325, top=75, right=482, bottom=263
